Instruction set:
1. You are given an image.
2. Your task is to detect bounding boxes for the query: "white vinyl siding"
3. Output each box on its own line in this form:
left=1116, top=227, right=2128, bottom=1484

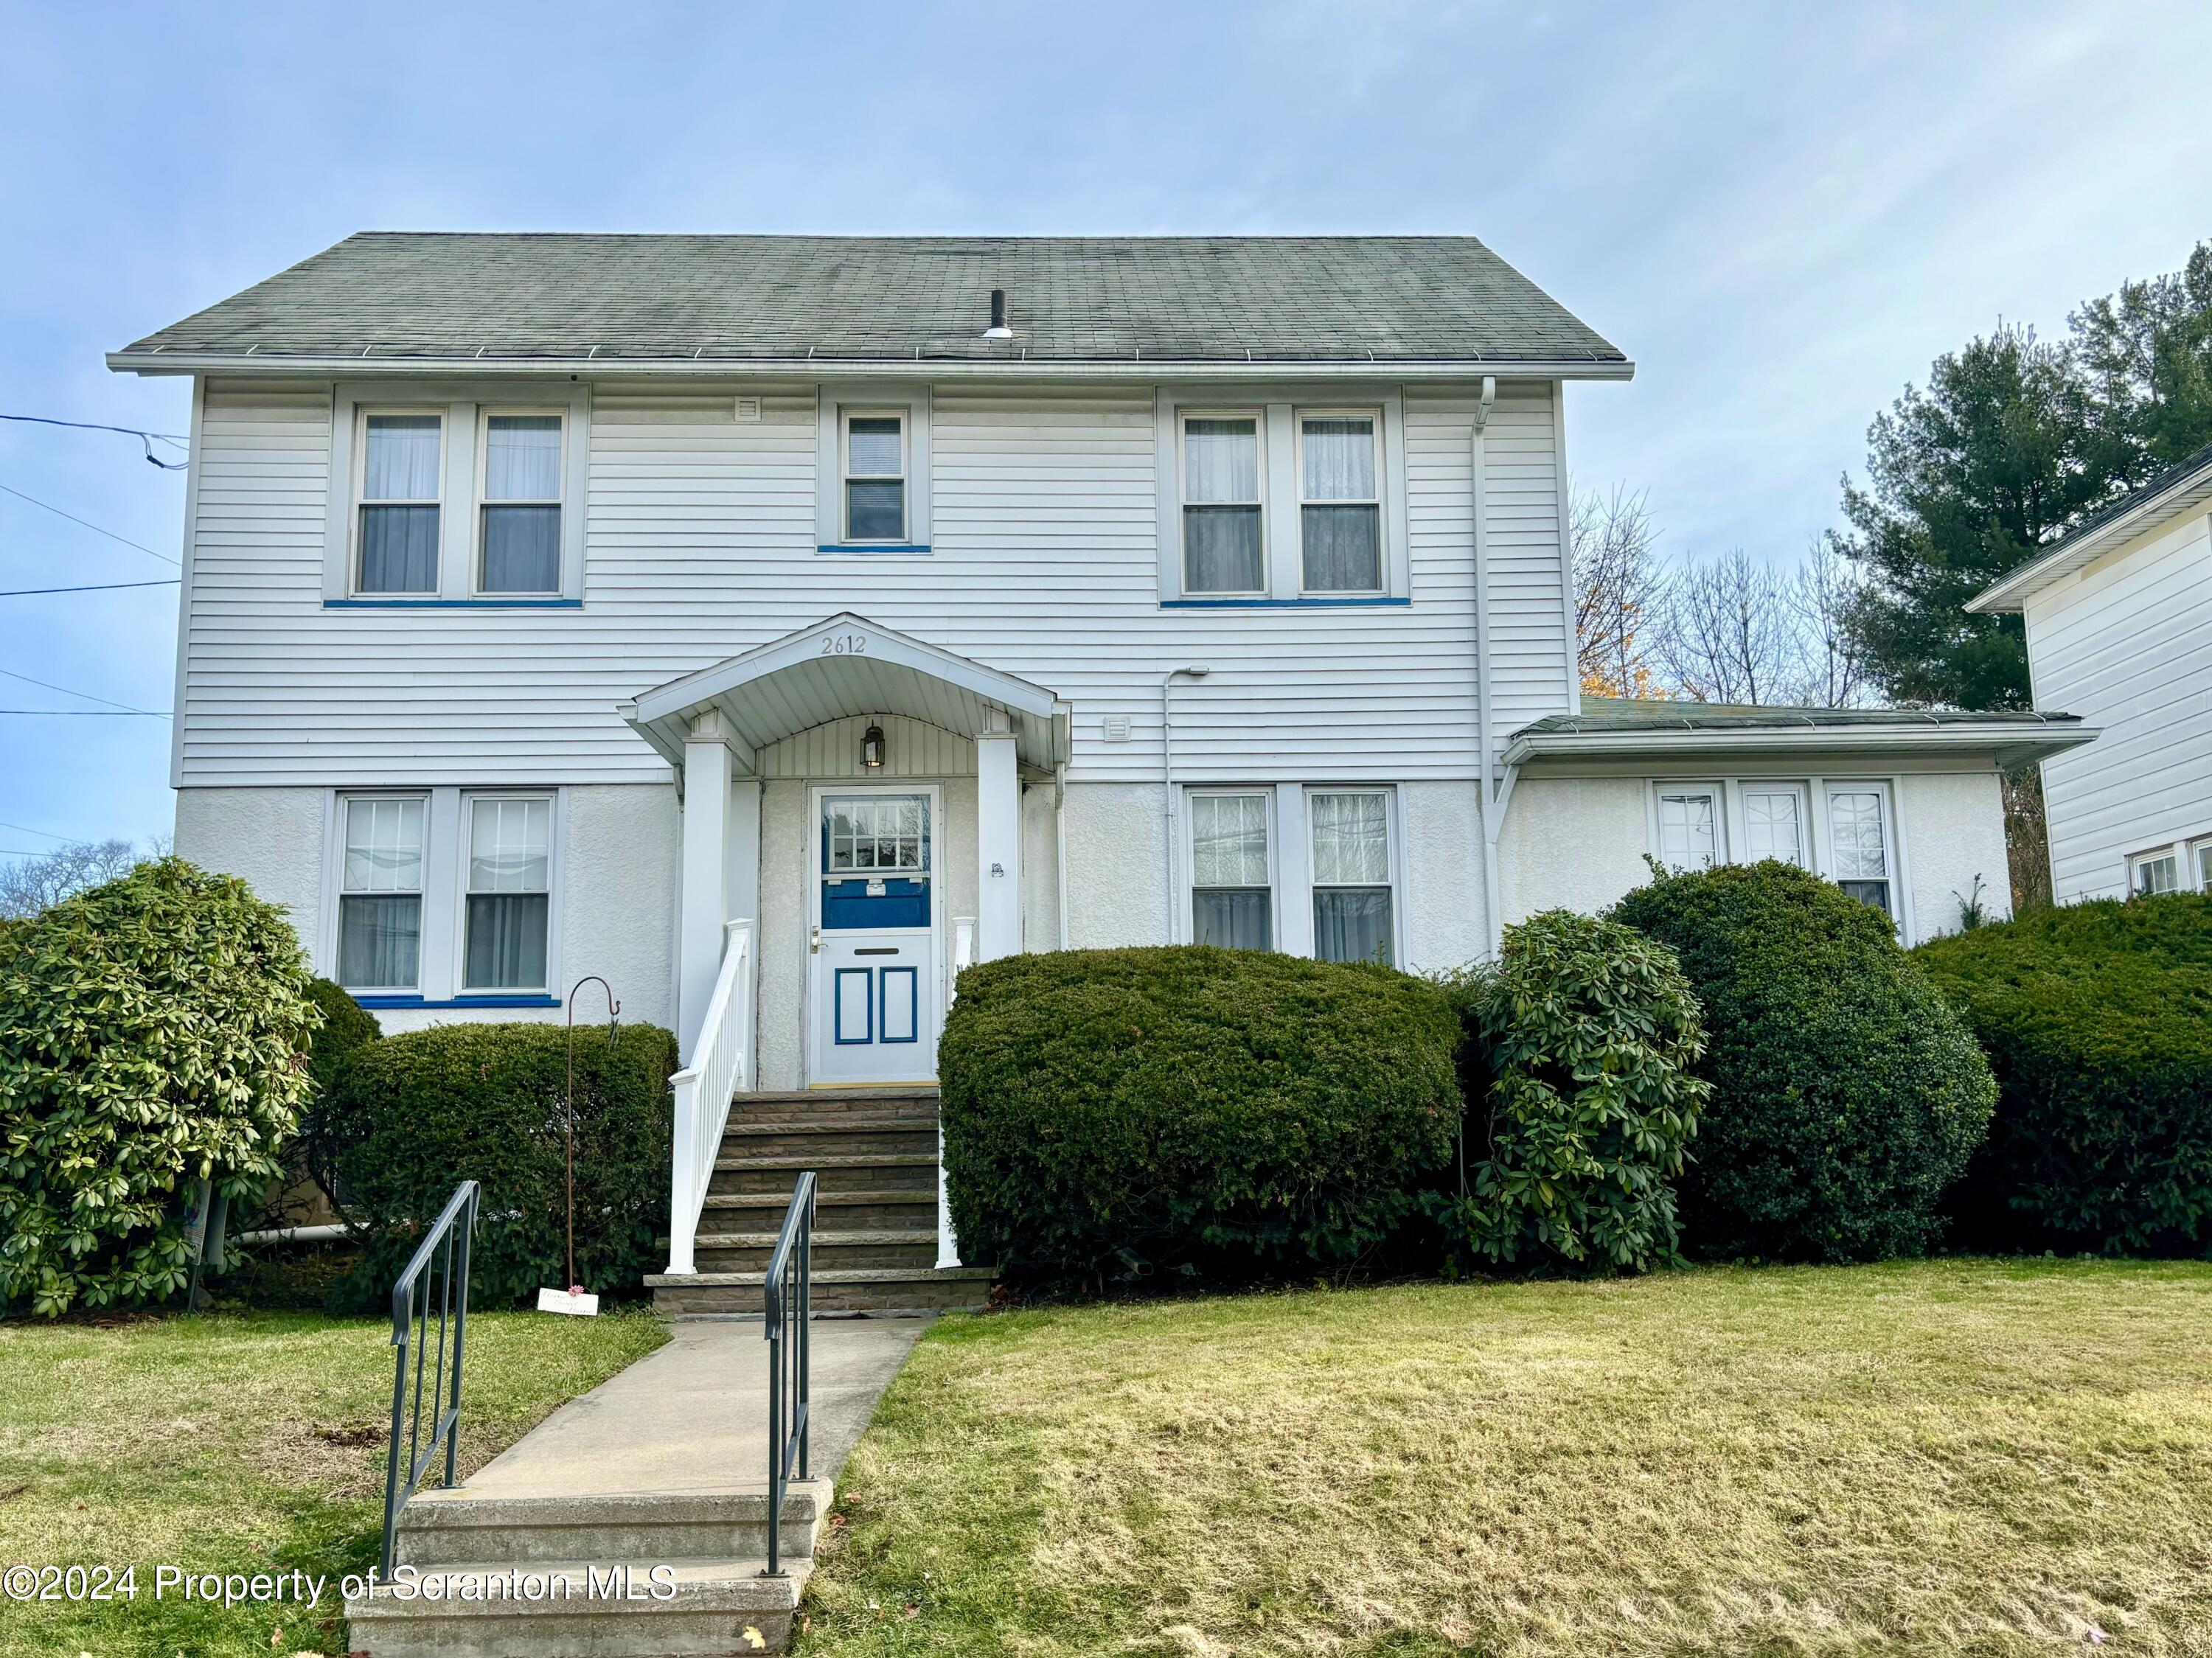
left=2022, top=511, right=2212, bottom=902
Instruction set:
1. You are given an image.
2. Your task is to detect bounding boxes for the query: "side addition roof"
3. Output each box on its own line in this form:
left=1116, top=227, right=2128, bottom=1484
left=1971, top=437, right=2212, bottom=612
left=1506, top=697, right=2096, bottom=769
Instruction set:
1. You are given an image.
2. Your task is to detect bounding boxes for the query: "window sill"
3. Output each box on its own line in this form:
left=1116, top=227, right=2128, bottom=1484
left=350, top=994, right=563, bottom=1009
left=817, top=543, right=931, bottom=556
left=325, top=598, right=582, bottom=610
left=1161, top=596, right=1411, bottom=609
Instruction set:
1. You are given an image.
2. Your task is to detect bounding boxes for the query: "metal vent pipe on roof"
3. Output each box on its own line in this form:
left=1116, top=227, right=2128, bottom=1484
left=984, top=288, right=1012, bottom=339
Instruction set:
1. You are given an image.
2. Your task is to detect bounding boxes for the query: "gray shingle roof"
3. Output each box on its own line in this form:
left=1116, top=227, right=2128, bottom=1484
left=116, top=233, right=1626, bottom=368
left=1517, top=696, right=2084, bottom=735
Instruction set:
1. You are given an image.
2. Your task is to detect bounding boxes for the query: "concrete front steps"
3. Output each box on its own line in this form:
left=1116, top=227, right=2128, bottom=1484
left=346, top=1479, right=830, bottom=1657
left=650, top=1087, right=993, bottom=1317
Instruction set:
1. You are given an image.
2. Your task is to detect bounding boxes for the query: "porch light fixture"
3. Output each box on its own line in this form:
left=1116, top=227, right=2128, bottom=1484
left=861, top=722, right=886, bottom=770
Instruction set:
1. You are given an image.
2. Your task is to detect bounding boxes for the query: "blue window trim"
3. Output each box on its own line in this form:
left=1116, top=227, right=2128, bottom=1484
left=351, top=994, right=562, bottom=1009
left=1161, top=596, right=1412, bottom=610
left=816, top=543, right=931, bottom=556
left=324, top=598, right=582, bottom=610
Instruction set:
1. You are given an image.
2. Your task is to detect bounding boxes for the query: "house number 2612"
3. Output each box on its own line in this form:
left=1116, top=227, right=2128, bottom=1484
left=820, top=632, right=869, bottom=656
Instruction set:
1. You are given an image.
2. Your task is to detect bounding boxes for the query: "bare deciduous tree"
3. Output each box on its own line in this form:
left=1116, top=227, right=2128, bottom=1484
left=1654, top=548, right=1799, bottom=706
left=1571, top=484, right=1665, bottom=699
left=0, top=838, right=148, bottom=920
left=1790, top=534, right=1871, bottom=708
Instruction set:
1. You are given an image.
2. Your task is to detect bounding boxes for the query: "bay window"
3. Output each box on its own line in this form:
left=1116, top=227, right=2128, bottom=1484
left=337, top=795, right=426, bottom=991
left=479, top=414, right=563, bottom=593
left=1299, top=414, right=1381, bottom=592
left=1190, top=790, right=1272, bottom=949
left=1180, top=415, right=1265, bottom=594
left=1310, top=790, right=1394, bottom=964
left=357, top=414, right=442, bottom=593
left=464, top=796, right=552, bottom=991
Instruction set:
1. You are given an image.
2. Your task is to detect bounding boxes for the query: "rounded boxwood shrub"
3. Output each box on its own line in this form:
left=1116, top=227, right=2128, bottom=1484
left=1611, top=860, right=1995, bottom=1262
left=0, top=857, right=319, bottom=1316
left=1432, top=910, right=1710, bottom=1274
left=1915, top=894, right=2212, bottom=1253
left=939, top=944, right=1460, bottom=1280
left=307, top=1020, right=676, bottom=1309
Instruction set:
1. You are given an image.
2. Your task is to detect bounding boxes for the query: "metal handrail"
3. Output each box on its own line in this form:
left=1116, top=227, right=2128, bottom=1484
left=380, top=1180, right=479, bottom=1578
left=761, top=1171, right=815, bottom=1578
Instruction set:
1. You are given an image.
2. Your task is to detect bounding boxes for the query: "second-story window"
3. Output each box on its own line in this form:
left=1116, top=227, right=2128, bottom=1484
left=480, top=414, right=563, bottom=593
left=358, top=414, right=442, bottom=593
left=1299, top=414, right=1380, bottom=592
left=844, top=412, right=907, bottom=542
left=1180, top=415, right=1264, bottom=593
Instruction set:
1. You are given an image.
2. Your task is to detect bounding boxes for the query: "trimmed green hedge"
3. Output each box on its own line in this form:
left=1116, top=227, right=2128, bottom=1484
left=939, top=945, right=1460, bottom=1279
left=1433, top=910, right=1710, bottom=1274
left=1612, top=861, right=1995, bottom=1262
left=1916, top=895, right=2212, bottom=1253
left=0, top=859, right=319, bottom=1316
left=307, top=1020, right=676, bottom=1309
left=302, top=977, right=380, bottom=1099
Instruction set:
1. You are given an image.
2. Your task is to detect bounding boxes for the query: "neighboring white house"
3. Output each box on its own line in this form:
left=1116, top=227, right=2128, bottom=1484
left=1972, top=440, right=2212, bottom=903
left=111, top=234, right=2090, bottom=1089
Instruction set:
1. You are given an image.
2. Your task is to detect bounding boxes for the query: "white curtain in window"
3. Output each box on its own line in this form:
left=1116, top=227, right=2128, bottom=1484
left=470, top=798, right=550, bottom=892
left=1311, top=793, right=1388, bottom=884
left=344, top=798, right=423, bottom=891
left=364, top=416, right=440, bottom=500
left=340, top=796, right=423, bottom=989
left=485, top=416, right=561, bottom=500
left=1657, top=792, right=1719, bottom=868
left=1301, top=417, right=1375, bottom=501
left=1184, top=419, right=1258, bottom=503
left=1742, top=790, right=1804, bottom=865
left=1192, top=793, right=1268, bottom=888
left=1826, top=792, right=1888, bottom=879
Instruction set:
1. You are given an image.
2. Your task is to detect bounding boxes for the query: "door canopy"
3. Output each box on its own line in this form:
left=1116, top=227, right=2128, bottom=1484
left=619, top=612, right=1069, bottom=777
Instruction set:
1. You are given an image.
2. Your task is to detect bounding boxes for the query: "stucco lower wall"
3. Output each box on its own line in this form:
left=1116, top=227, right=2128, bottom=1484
left=1061, top=782, right=1171, bottom=948
left=1898, top=770, right=2011, bottom=938
left=1399, top=780, right=1486, bottom=975
left=175, top=787, right=327, bottom=961
left=1499, top=777, right=1650, bottom=923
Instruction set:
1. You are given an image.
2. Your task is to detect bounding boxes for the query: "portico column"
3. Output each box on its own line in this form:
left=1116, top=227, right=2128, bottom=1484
left=678, top=711, right=734, bottom=1061
left=975, top=711, right=1023, bottom=961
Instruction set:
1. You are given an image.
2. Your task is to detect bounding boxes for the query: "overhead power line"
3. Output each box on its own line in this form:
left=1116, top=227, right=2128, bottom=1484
left=0, top=480, right=180, bottom=565
left=0, top=710, right=171, bottom=717
left=0, top=663, right=170, bottom=717
left=0, top=818, right=69, bottom=841
left=0, top=413, right=189, bottom=469
left=0, top=578, right=181, bottom=597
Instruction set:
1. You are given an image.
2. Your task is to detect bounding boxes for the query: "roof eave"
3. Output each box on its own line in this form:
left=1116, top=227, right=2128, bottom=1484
left=104, top=349, right=1635, bottom=382
left=1969, top=465, right=2212, bottom=612
left=1501, top=720, right=2098, bottom=768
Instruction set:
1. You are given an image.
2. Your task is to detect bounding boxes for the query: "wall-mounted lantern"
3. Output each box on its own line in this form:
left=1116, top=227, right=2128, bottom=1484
left=861, top=722, right=886, bottom=770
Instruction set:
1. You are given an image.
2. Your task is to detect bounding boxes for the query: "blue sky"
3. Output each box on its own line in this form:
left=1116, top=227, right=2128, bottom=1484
left=4, top=0, right=2210, bottom=854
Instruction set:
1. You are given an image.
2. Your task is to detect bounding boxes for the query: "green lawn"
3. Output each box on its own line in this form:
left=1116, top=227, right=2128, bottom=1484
left=800, top=1261, right=2212, bottom=1658
left=0, top=1308, right=665, bottom=1658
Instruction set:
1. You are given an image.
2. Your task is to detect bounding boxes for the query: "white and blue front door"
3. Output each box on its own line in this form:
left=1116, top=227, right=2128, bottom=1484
left=809, top=790, right=940, bottom=1085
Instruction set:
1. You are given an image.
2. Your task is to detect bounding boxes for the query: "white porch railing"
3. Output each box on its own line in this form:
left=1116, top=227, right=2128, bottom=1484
left=938, top=916, right=976, bottom=1270
left=666, top=918, right=755, bottom=1277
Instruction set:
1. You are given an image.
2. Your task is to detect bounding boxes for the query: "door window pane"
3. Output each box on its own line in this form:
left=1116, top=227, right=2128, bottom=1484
left=360, top=415, right=441, bottom=594
left=1828, top=790, right=1892, bottom=916
left=826, top=796, right=929, bottom=873
left=338, top=797, right=424, bottom=990
left=1183, top=417, right=1262, bottom=593
left=1192, top=792, right=1270, bottom=950
left=1742, top=790, right=1806, bottom=865
left=1656, top=790, right=1719, bottom=869
left=1301, top=416, right=1380, bottom=592
left=1311, top=791, right=1393, bottom=964
left=465, top=798, right=551, bottom=989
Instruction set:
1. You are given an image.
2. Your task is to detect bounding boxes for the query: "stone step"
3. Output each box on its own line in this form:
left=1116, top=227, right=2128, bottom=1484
left=709, top=1152, right=936, bottom=1197
left=719, top=1118, right=940, bottom=1158
left=696, top=1229, right=939, bottom=1274
left=346, top=1556, right=809, bottom=1657
left=650, top=1266, right=993, bottom=1316
left=703, top=1189, right=938, bottom=1230
left=395, top=1483, right=825, bottom=1568
left=724, top=1089, right=940, bottom=1126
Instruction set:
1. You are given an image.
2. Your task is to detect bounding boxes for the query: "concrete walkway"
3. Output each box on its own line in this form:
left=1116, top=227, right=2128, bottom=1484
left=464, top=1316, right=928, bottom=1499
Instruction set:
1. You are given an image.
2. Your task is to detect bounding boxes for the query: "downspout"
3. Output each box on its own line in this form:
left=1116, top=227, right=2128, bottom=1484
left=1161, top=666, right=1211, bottom=944
left=1054, top=773, right=1070, bottom=951
left=1470, top=376, right=1506, bottom=958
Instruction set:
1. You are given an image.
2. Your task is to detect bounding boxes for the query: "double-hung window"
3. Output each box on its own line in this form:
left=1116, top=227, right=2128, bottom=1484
left=1180, top=415, right=1264, bottom=594
left=479, top=414, right=563, bottom=593
left=1655, top=787, right=1722, bottom=869
left=1827, top=788, right=1895, bottom=916
left=2131, top=848, right=2180, bottom=897
left=338, top=796, right=426, bottom=992
left=2195, top=838, right=2212, bottom=891
left=843, top=412, right=907, bottom=543
left=1310, top=791, right=1394, bottom=964
left=1741, top=785, right=1809, bottom=866
left=358, top=414, right=442, bottom=593
left=1299, top=414, right=1381, bottom=593
left=464, top=797, right=552, bottom=992
left=1190, top=791, right=1272, bottom=950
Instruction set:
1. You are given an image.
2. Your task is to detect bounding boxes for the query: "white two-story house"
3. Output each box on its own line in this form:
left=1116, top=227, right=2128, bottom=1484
left=112, top=235, right=2090, bottom=1289
left=1972, top=439, right=2212, bottom=902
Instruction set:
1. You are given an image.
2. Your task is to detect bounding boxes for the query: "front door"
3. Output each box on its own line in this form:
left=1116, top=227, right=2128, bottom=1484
left=810, top=790, right=939, bottom=1085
